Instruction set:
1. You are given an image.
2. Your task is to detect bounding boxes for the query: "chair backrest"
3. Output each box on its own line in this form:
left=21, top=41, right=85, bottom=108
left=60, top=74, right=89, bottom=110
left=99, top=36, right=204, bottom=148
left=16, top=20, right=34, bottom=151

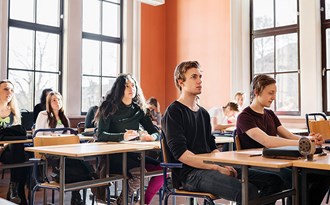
left=235, top=135, right=241, bottom=151
left=305, top=112, right=330, bottom=140
left=21, top=109, right=34, bottom=131
left=32, top=128, right=79, bottom=158
left=160, top=135, right=169, bottom=164
left=33, top=134, right=80, bottom=158
left=77, top=121, right=85, bottom=134
left=33, top=127, right=77, bottom=138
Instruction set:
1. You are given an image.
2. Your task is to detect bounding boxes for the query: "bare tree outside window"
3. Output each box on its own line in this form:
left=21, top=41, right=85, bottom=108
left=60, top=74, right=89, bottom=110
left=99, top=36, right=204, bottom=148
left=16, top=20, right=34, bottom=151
left=251, top=0, right=300, bottom=115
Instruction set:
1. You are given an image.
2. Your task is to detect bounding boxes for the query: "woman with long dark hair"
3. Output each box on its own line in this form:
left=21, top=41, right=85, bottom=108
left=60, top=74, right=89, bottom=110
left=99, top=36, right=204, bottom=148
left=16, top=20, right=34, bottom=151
left=95, top=74, right=163, bottom=205
left=33, top=88, right=53, bottom=123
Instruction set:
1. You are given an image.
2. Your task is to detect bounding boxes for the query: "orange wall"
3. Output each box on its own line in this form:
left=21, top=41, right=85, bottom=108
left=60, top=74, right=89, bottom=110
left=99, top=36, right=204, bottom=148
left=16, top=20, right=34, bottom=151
left=141, top=0, right=231, bottom=111
left=140, top=3, right=166, bottom=112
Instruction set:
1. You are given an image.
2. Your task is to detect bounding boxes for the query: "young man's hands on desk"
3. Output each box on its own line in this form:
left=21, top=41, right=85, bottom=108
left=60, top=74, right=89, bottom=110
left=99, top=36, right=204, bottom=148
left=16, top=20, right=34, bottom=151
left=308, top=132, right=324, bottom=145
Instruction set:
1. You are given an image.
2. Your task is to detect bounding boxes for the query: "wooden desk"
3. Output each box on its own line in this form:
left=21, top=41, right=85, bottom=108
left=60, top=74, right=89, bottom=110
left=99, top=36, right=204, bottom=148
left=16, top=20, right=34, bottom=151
left=191, top=150, right=297, bottom=205
left=215, top=136, right=234, bottom=151
left=292, top=153, right=330, bottom=205
left=25, top=142, right=155, bottom=205
left=78, top=135, right=95, bottom=141
left=287, top=128, right=309, bottom=135
left=120, top=141, right=161, bottom=149
left=0, top=139, right=32, bottom=144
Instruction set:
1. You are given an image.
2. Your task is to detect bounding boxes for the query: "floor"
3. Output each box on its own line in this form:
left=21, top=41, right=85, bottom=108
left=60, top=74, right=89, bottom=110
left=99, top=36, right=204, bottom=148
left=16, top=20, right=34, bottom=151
left=0, top=168, right=329, bottom=205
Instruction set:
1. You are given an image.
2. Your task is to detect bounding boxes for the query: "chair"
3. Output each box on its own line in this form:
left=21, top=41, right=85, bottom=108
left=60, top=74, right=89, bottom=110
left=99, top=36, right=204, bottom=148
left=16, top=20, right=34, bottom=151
left=305, top=113, right=330, bottom=204
left=160, top=136, right=219, bottom=205
left=29, top=128, right=90, bottom=205
left=77, top=121, right=86, bottom=134
left=234, top=135, right=241, bottom=151
left=305, top=112, right=330, bottom=141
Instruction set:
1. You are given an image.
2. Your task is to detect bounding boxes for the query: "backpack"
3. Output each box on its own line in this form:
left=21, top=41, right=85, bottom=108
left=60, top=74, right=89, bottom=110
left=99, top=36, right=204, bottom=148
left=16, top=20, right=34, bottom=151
left=47, top=156, right=97, bottom=183
left=0, top=125, right=27, bottom=141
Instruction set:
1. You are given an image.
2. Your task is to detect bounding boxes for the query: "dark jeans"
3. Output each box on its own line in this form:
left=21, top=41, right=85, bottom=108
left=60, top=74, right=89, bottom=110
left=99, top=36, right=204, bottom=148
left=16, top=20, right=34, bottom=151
left=182, top=168, right=284, bottom=205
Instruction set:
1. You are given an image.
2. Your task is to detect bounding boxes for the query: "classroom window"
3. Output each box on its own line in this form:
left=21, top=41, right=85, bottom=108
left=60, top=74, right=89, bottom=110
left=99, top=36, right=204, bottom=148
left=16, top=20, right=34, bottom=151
left=81, top=0, right=122, bottom=113
left=251, top=0, right=300, bottom=115
left=321, top=0, right=330, bottom=115
left=7, top=0, right=63, bottom=111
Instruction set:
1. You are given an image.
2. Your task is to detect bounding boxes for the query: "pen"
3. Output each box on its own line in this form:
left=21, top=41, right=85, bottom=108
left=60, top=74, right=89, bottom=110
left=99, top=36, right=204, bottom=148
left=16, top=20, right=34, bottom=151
left=249, top=154, right=262, bottom=157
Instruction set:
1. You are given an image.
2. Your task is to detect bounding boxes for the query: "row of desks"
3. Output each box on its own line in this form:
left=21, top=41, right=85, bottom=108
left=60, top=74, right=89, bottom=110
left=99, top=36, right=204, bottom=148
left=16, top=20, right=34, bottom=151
left=21, top=137, right=233, bottom=205
left=7, top=133, right=328, bottom=205
left=25, top=142, right=155, bottom=205
left=191, top=147, right=330, bottom=205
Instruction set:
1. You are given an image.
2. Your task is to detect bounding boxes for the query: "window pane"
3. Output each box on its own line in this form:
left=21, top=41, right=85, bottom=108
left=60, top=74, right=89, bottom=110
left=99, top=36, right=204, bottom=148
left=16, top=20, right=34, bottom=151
left=253, top=0, right=274, bottom=30
left=102, top=42, right=120, bottom=76
left=107, top=0, right=121, bottom=3
left=82, top=39, right=100, bottom=75
left=103, top=2, right=120, bottom=37
left=36, top=32, right=59, bottom=71
left=8, top=27, right=34, bottom=70
left=326, top=0, right=330, bottom=20
left=275, top=0, right=297, bottom=27
left=276, top=73, right=299, bottom=112
left=34, top=72, right=58, bottom=104
left=276, top=33, right=298, bottom=72
left=82, top=76, right=101, bottom=112
left=83, top=0, right=101, bottom=34
left=326, top=29, right=330, bottom=69
left=102, top=77, right=116, bottom=97
left=253, top=36, right=274, bottom=73
left=9, top=70, right=34, bottom=111
left=37, top=0, right=60, bottom=26
left=327, top=71, right=330, bottom=112
left=10, top=0, right=34, bottom=23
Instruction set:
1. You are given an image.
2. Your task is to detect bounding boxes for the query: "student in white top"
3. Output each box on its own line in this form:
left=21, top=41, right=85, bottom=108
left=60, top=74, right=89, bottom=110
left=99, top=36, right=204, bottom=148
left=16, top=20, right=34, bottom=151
left=34, top=91, right=91, bottom=205
left=234, top=91, right=246, bottom=112
left=35, top=91, right=70, bottom=136
left=208, top=102, right=239, bottom=132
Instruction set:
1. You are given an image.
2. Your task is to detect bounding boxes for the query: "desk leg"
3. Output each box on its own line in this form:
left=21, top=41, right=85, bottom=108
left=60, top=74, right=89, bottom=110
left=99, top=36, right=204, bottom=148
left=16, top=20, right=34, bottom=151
left=241, top=166, right=249, bottom=205
left=301, top=169, right=308, bottom=205
left=59, top=156, right=66, bottom=205
left=292, top=167, right=299, bottom=205
left=140, top=151, right=145, bottom=205
left=122, top=153, right=127, bottom=205
left=229, top=142, right=233, bottom=151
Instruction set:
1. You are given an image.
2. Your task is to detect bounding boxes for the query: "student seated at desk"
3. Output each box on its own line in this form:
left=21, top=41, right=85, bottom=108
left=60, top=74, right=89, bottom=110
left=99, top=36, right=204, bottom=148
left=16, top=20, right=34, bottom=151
left=0, top=80, right=29, bottom=205
left=33, top=88, right=53, bottom=123
left=234, top=91, right=246, bottom=113
left=85, top=96, right=104, bottom=129
left=162, top=61, right=284, bottom=204
left=209, top=101, right=238, bottom=132
left=146, top=97, right=162, bottom=128
left=236, top=74, right=330, bottom=205
left=35, top=91, right=94, bottom=205
left=95, top=74, right=163, bottom=205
